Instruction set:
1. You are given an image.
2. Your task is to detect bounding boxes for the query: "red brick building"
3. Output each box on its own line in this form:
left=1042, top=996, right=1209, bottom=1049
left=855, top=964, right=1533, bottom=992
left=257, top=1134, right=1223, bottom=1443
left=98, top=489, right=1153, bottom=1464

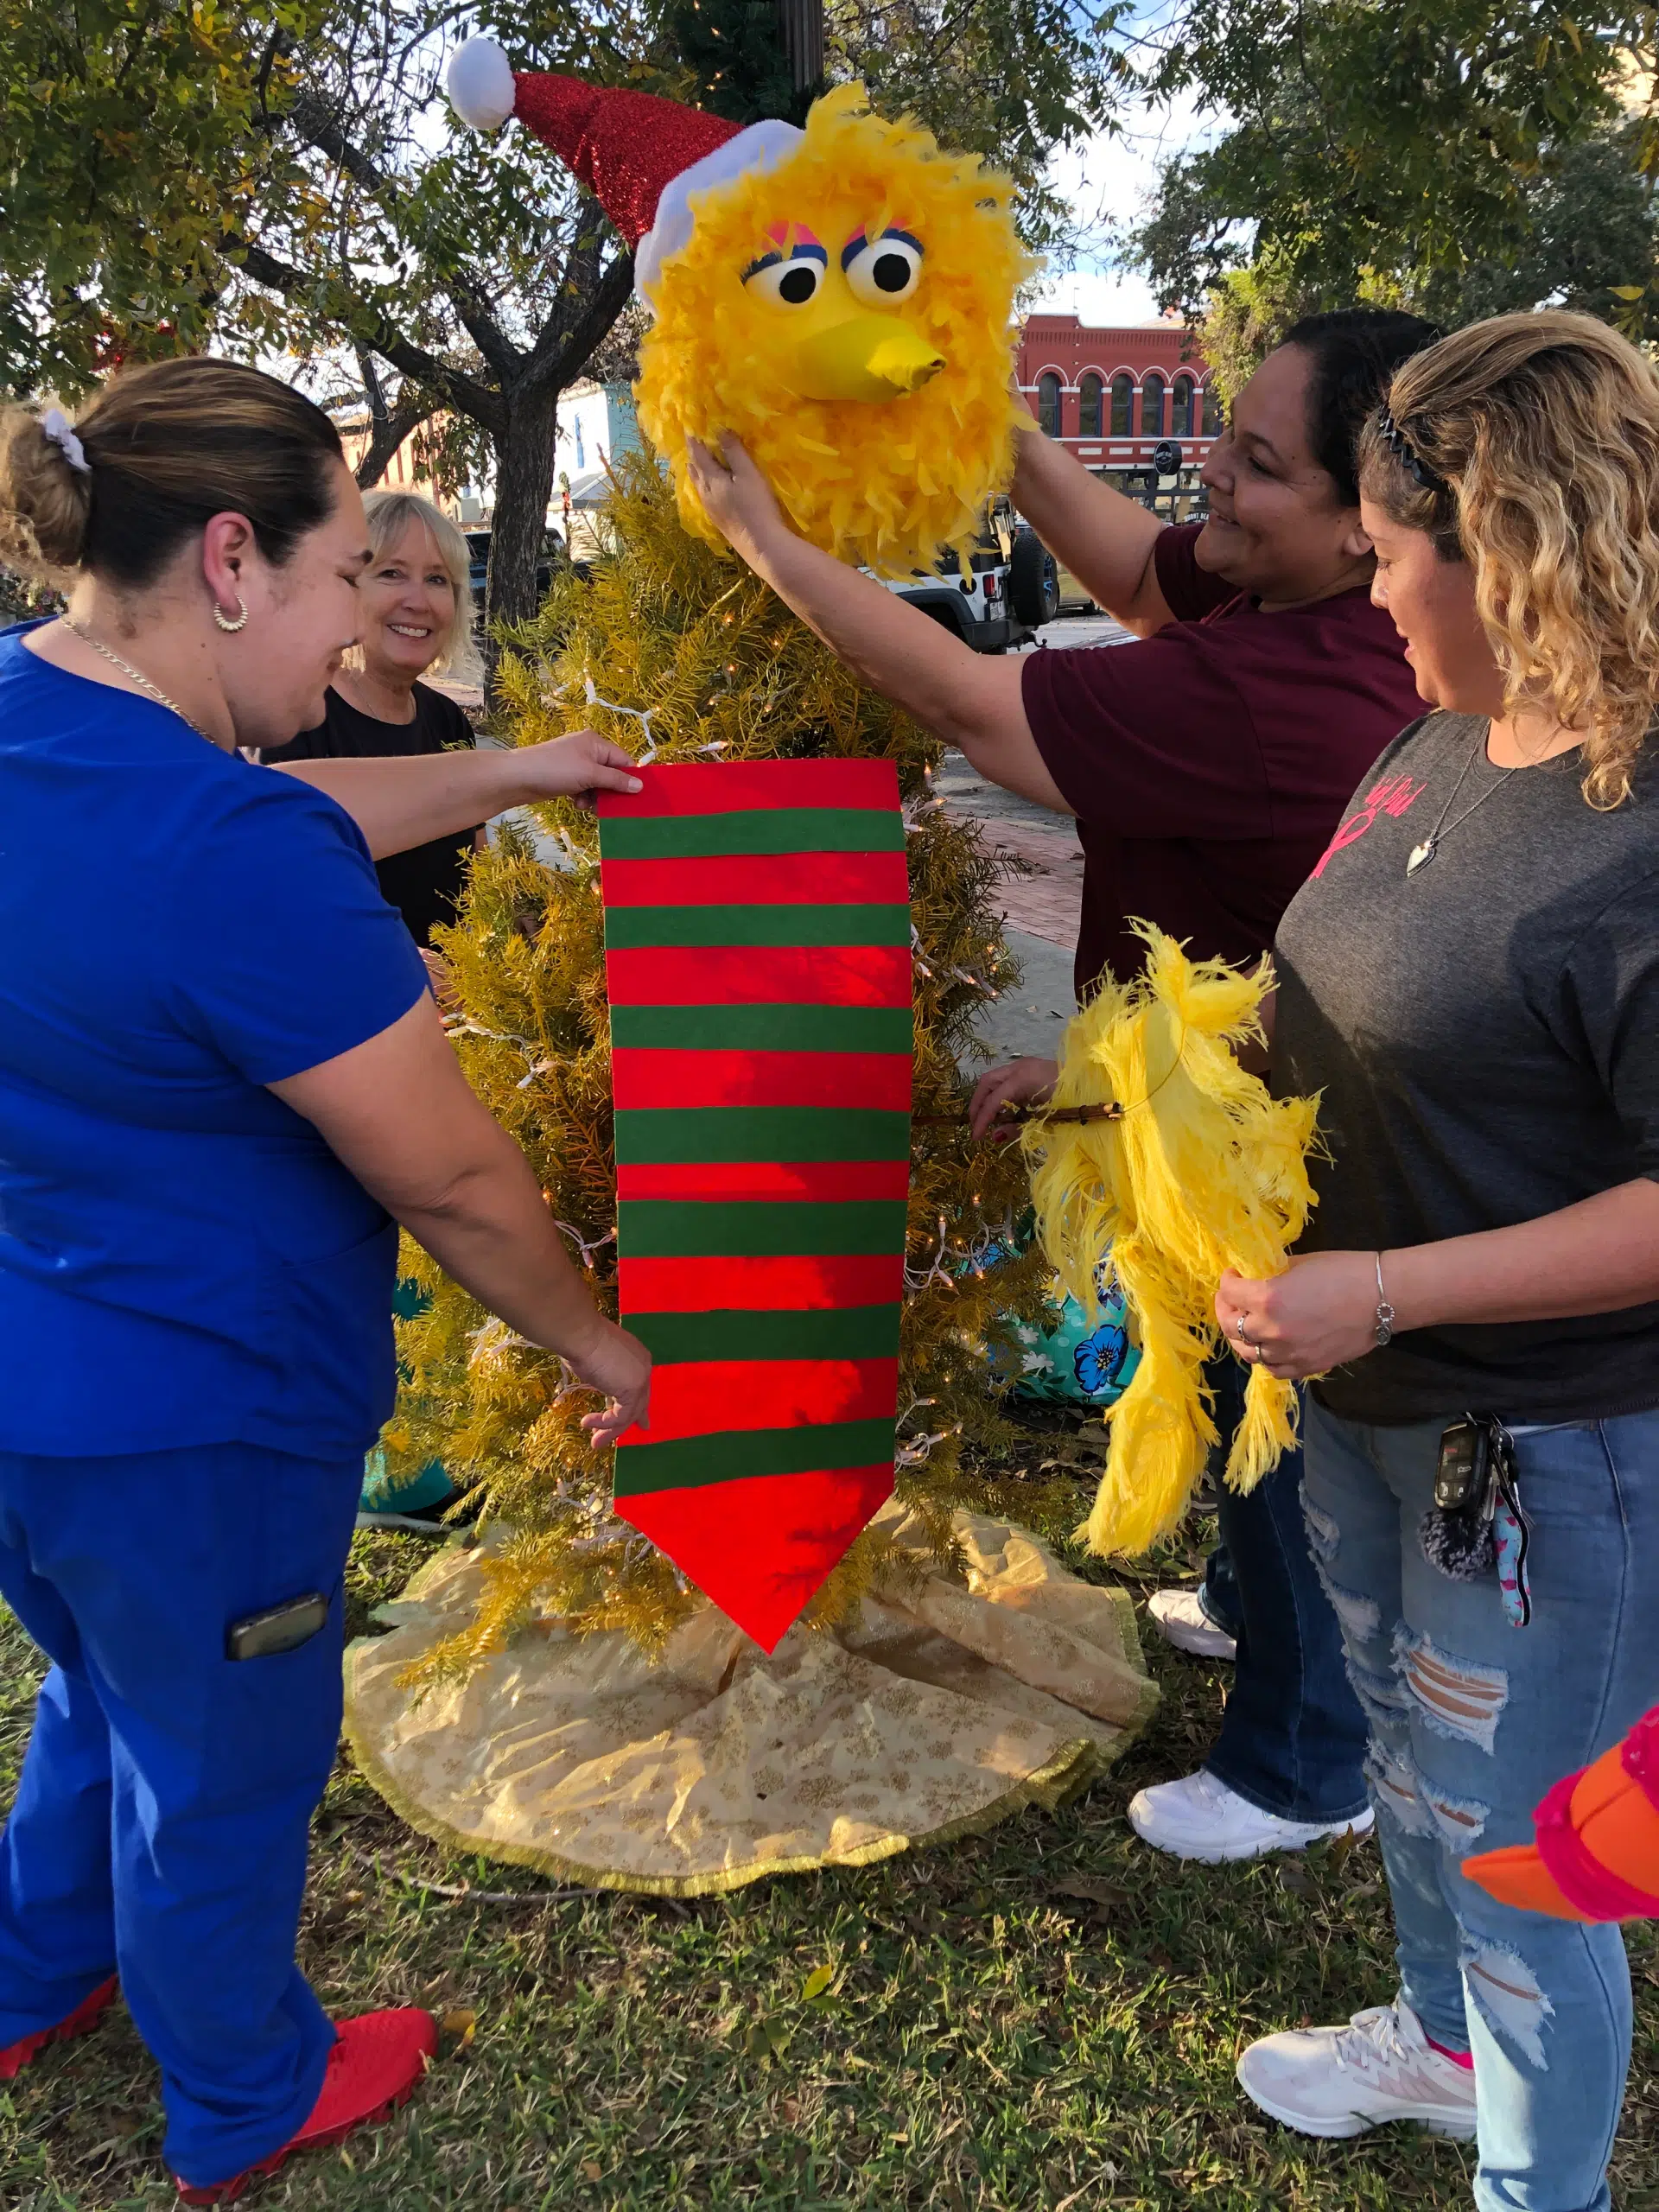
left=1015, top=313, right=1219, bottom=480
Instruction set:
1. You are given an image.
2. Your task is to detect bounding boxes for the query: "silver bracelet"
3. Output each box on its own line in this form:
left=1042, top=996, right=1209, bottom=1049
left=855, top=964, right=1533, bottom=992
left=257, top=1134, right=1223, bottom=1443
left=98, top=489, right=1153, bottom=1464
left=1373, top=1251, right=1396, bottom=1348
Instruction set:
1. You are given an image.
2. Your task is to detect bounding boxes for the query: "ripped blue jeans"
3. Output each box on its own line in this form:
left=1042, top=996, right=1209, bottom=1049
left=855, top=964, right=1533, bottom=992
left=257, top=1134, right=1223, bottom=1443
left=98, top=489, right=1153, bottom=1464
left=1300, top=1396, right=1659, bottom=2212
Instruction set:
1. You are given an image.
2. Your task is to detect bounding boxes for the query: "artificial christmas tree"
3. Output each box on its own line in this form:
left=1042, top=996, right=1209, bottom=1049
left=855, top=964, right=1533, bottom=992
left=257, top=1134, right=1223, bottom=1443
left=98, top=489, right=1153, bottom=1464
left=381, top=449, right=1052, bottom=1682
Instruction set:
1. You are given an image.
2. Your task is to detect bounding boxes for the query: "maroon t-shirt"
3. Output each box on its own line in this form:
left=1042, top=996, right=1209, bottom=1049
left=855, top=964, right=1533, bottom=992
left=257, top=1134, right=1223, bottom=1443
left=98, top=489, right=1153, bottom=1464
left=1021, top=524, right=1425, bottom=995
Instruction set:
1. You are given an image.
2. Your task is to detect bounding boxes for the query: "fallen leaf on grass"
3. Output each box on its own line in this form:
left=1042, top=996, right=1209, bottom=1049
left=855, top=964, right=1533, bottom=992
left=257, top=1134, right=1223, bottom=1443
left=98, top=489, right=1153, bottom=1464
left=743, top=2014, right=793, bottom=2063
left=801, top=1963, right=836, bottom=2003
left=582, top=2159, right=602, bottom=2181
left=440, top=2006, right=477, bottom=2048
left=1279, top=1861, right=1313, bottom=1897
left=1049, top=1876, right=1131, bottom=1913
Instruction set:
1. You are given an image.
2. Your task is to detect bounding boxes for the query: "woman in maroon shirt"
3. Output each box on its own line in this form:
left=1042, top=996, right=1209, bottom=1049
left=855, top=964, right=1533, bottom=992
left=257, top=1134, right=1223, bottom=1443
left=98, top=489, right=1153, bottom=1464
left=688, top=311, right=1435, bottom=1867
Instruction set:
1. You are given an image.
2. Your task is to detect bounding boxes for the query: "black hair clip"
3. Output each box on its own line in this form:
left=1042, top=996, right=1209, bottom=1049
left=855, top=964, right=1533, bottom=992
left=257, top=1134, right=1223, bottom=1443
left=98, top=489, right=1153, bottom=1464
left=1377, top=410, right=1446, bottom=494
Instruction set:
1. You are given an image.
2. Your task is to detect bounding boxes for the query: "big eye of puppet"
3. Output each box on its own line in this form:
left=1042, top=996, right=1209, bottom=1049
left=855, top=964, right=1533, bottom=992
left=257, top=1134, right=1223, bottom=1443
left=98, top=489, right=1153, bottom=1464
left=742, top=245, right=828, bottom=308
left=842, top=229, right=924, bottom=306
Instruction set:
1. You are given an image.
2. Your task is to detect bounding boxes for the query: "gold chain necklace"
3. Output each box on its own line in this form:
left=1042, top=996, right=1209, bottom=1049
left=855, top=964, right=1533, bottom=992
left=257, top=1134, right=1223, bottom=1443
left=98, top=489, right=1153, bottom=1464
left=60, top=616, right=216, bottom=744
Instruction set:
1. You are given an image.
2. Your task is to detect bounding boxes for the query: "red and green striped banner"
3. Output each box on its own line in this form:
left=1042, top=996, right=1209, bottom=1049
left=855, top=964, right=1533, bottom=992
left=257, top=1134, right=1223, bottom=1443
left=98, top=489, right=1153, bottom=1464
left=598, top=760, right=911, bottom=1650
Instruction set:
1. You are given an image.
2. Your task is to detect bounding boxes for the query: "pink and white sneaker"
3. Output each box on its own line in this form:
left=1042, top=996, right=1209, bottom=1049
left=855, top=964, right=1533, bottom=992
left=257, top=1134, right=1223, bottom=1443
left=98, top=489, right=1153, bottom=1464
left=1236, top=1998, right=1478, bottom=2140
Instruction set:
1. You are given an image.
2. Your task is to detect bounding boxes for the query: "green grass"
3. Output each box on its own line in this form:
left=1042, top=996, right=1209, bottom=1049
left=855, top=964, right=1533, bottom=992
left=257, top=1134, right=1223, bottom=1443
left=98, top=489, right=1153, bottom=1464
left=3, top=1515, right=1656, bottom=2211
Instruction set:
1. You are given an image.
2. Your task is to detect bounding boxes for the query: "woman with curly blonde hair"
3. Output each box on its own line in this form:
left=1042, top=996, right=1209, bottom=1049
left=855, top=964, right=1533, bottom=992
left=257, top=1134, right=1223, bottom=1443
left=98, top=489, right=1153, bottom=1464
left=1219, top=310, right=1659, bottom=2205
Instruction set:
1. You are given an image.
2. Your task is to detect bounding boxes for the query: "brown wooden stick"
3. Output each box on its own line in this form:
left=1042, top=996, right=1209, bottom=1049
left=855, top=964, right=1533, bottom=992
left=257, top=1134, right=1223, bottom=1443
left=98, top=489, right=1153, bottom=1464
left=913, top=1103, right=1123, bottom=1126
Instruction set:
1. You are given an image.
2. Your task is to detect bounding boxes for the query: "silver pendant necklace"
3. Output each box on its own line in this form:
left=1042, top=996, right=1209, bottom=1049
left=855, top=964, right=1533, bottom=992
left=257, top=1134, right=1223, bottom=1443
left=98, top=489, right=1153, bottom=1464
left=60, top=616, right=216, bottom=744
left=1406, top=726, right=1517, bottom=876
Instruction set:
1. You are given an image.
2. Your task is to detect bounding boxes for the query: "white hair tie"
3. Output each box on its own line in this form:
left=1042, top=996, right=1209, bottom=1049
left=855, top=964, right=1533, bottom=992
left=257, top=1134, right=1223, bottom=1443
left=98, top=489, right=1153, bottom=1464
left=41, top=407, right=89, bottom=476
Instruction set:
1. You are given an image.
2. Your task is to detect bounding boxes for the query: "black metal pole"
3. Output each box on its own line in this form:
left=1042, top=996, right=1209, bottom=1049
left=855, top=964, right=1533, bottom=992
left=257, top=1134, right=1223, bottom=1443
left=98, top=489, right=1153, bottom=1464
left=775, top=0, right=823, bottom=93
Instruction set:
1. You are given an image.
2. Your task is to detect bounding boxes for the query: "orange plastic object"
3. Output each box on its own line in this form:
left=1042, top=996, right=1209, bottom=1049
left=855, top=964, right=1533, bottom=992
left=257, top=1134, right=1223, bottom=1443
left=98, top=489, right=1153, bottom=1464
left=1465, top=1708, right=1659, bottom=1923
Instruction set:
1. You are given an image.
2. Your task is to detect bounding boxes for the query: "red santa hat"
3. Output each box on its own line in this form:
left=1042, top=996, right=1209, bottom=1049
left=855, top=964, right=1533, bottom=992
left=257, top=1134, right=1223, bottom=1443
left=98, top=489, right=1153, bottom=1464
left=446, top=39, right=802, bottom=302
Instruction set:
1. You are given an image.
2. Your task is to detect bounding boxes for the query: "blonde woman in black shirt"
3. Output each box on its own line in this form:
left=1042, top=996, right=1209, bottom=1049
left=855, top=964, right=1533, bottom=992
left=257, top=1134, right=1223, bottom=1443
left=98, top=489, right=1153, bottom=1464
left=267, top=490, right=485, bottom=947
left=1224, top=313, right=1659, bottom=2209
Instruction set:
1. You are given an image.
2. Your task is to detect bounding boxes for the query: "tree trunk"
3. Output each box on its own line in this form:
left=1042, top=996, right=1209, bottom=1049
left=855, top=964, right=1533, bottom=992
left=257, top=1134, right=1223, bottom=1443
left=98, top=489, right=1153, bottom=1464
left=354, top=397, right=435, bottom=489
left=483, top=386, right=561, bottom=691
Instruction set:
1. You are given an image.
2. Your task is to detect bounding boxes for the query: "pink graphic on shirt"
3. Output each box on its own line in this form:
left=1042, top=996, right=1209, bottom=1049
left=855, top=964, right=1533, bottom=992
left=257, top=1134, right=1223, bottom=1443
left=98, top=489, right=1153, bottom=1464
left=1311, top=772, right=1426, bottom=877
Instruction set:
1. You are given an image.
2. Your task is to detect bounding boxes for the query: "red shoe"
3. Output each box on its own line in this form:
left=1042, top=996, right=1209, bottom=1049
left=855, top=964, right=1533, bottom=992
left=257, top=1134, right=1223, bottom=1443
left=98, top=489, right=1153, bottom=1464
left=174, top=2007, right=437, bottom=2205
left=0, top=1975, right=118, bottom=2080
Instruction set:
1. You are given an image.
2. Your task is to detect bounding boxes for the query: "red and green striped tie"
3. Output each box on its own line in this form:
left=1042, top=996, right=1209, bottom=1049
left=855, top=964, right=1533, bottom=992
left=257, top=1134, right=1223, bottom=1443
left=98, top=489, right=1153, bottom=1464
left=598, top=759, right=912, bottom=1649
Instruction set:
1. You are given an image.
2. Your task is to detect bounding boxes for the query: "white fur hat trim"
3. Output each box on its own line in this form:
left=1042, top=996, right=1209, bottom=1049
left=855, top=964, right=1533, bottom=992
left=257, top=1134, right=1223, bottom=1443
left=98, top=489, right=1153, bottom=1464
left=446, top=38, right=517, bottom=131
left=635, top=118, right=803, bottom=302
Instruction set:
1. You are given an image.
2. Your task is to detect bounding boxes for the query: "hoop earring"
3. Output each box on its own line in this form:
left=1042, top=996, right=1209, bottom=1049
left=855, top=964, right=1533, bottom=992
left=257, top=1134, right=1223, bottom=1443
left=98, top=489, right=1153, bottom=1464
left=213, top=594, right=249, bottom=634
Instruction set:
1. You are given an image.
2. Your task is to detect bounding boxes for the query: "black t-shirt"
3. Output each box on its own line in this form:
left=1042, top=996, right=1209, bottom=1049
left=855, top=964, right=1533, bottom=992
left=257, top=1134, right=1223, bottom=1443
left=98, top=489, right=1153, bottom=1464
left=266, top=683, right=481, bottom=945
left=1274, top=709, right=1659, bottom=1424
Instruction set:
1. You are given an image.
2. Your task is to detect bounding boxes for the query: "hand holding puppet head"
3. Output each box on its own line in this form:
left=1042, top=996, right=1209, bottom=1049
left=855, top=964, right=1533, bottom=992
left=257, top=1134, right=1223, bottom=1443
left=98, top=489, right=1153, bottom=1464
left=447, top=43, right=1033, bottom=577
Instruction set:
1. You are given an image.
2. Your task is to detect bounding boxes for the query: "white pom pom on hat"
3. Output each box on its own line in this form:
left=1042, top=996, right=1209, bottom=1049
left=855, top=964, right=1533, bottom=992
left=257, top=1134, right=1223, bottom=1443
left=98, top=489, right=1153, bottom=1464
left=446, top=38, right=517, bottom=131
left=443, top=38, right=800, bottom=302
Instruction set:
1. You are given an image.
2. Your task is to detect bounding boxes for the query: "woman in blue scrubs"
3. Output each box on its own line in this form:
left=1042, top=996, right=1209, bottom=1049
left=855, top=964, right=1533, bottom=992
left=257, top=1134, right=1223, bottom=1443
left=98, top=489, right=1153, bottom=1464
left=0, top=359, right=650, bottom=2202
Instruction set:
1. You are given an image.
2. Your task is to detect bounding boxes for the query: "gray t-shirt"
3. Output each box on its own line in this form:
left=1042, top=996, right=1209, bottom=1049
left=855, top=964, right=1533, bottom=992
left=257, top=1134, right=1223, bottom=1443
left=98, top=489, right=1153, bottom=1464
left=1274, top=708, right=1659, bottom=1424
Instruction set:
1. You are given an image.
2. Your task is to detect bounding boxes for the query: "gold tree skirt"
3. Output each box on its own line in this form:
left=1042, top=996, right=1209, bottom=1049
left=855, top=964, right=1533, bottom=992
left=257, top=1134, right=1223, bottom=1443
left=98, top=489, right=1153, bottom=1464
left=344, top=1503, right=1159, bottom=1897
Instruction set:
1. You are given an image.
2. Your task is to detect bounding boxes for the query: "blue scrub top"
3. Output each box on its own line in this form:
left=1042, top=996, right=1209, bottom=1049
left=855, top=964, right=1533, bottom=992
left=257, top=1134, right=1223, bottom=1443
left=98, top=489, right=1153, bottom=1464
left=0, top=625, right=429, bottom=1459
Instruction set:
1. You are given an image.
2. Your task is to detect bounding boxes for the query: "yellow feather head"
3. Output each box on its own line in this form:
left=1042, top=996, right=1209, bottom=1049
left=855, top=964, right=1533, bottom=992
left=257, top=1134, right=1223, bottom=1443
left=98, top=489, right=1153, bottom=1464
left=635, top=82, right=1036, bottom=577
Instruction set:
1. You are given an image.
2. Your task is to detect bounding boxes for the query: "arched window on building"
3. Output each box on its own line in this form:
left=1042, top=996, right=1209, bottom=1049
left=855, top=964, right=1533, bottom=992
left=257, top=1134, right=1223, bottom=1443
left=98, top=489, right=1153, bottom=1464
left=1170, top=376, right=1195, bottom=438
left=1201, top=382, right=1223, bottom=438
left=1140, top=372, right=1166, bottom=439
left=1037, top=372, right=1063, bottom=437
left=1077, top=372, right=1103, bottom=438
left=1110, top=373, right=1134, bottom=435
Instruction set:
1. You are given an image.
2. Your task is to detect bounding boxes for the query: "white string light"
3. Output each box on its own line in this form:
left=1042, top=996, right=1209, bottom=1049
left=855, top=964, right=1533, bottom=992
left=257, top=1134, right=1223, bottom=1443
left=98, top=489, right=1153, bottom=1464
left=584, top=674, right=661, bottom=764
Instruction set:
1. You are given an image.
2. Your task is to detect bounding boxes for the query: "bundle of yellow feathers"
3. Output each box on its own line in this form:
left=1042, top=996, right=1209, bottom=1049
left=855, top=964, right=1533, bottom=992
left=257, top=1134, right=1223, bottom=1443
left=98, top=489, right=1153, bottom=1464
left=1021, top=925, right=1320, bottom=1557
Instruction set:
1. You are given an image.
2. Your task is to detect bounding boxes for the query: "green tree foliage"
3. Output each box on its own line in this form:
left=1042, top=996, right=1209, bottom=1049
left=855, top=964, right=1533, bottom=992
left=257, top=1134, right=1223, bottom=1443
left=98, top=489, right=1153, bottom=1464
left=390, top=452, right=1048, bottom=1671
left=1193, top=249, right=1327, bottom=410
left=1421, top=120, right=1659, bottom=334
left=827, top=0, right=1138, bottom=252
left=659, top=0, right=816, bottom=125
left=1193, top=120, right=1659, bottom=408
left=1135, top=3, right=1643, bottom=320
left=0, top=0, right=328, bottom=388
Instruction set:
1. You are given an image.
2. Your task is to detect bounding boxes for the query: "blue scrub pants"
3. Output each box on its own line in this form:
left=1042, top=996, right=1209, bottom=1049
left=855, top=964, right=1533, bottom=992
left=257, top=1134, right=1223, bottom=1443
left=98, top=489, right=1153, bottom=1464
left=0, top=1440, right=360, bottom=2186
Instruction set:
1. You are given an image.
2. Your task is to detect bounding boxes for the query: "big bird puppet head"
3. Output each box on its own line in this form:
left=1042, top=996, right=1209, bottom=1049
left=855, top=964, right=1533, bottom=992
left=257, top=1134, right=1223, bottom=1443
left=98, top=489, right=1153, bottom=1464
left=447, top=42, right=1034, bottom=575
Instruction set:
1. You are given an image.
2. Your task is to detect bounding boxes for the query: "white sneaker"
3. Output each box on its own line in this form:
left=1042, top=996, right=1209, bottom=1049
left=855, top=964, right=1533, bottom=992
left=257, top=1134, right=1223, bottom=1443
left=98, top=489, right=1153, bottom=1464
left=1147, top=1586, right=1237, bottom=1661
left=1128, top=1767, right=1375, bottom=1863
left=1236, top=1999, right=1478, bottom=2140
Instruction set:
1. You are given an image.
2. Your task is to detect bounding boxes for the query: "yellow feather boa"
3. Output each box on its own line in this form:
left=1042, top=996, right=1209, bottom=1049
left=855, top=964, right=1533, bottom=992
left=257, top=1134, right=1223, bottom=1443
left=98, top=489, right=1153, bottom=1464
left=1021, top=925, right=1319, bottom=1557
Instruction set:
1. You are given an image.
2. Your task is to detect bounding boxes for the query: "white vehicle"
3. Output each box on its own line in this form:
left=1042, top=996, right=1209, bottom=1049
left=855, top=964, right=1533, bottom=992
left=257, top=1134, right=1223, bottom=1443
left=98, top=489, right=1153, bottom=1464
left=876, top=497, right=1058, bottom=653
